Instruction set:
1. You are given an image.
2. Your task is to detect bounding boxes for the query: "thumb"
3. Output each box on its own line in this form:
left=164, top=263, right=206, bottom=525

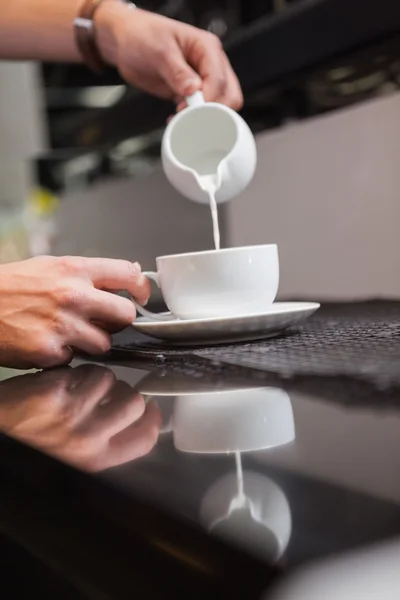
left=160, top=44, right=202, bottom=98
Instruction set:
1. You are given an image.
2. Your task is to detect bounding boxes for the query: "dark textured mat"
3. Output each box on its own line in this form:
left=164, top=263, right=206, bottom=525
left=112, top=301, right=400, bottom=382
left=110, top=301, right=400, bottom=408
left=196, top=301, right=400, bottom=386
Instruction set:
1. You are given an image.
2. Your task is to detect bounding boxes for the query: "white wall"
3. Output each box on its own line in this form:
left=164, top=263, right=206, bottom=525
left=0, top=61, right=47, bottom=161
left=0, top=62, right=46, bottom=208
left=0, top=62, right=47, bottom=260
left=227, top=93, right=400, bottom=300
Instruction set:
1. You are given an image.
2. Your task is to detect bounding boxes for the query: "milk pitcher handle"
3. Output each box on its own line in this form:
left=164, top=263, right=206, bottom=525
left=185, top=91, right=205, bottom=107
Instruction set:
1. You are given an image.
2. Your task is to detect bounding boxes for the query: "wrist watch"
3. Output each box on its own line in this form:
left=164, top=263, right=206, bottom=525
left=74, top=0, right=137, bottom=73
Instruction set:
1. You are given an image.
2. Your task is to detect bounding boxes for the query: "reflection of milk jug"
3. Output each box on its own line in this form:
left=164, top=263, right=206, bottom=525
left=200, top=453, right=292, bottom=563
left=161, top=91, right=257, bottom=204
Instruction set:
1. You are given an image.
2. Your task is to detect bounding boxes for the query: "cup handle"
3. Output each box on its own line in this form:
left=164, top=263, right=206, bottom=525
left=133, top=271, right=176, bottom=322
left=185, top=91, right=205, bottom=108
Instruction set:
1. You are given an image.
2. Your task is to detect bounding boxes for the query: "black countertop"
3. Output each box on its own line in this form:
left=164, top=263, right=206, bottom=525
left=1, top=301, right=400, bottom=598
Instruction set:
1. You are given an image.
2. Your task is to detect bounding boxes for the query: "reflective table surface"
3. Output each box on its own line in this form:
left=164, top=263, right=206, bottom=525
left=1, top=302, right=400, bottom=598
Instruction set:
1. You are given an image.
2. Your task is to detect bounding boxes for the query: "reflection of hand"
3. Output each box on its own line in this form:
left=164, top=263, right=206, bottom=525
left=0, top=256, right=150, bottom=369
left=96, top=5, right=243, bottom=110
left=0, top=364, right=161, bottom=472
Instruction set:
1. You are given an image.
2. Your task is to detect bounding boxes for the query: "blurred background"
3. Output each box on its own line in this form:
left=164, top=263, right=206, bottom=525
left=2, top=0, right=400, bottom=301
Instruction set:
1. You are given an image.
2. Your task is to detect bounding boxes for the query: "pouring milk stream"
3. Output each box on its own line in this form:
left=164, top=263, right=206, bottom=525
left=131, top=93, right=259, bottom=321
left=161, top=91, right=257, bottom=249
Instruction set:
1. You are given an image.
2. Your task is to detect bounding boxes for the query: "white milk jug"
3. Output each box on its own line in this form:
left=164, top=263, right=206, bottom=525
left=161, top=91, right=257, bottom=204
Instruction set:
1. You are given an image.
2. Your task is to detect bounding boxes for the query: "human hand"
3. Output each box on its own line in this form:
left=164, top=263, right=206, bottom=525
left=96, top=4, right=243, bottom=111
left=0, top=364, right=161, bottom=471
left=0, top=256, right=150, bottom=369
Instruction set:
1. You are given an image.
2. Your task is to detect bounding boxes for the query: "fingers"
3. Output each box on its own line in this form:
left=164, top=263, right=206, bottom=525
left=99, top=399, right=162, bottom=471
left=82, top=382, right=145, bottom=439
left=64, top=363, right=108, bottom=392
left=158, top=41, right=202, bottom=98
left=66, top=365, right=117, bottom=422
left=186, top=33, right=243, bottom=110
left=88, top=289, right=136, bottom=329
left=193, top=36, right=225, bottom=102
left=36, top=257, right=151, bottom=366
left=82, top=258, right=151, bottom=305
left=67, top=322, right=112, bottom=356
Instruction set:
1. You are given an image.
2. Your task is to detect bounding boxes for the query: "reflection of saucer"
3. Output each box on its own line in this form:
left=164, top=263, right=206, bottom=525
left=139, top=371, right=262, bottom=397
left=200, top=470, right=292, bottom=562
left=133, top=302, right=320, bottom=345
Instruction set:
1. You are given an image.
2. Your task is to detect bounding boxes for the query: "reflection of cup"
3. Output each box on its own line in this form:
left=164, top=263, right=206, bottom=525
left=134, top=244, right=279, bottom=321
left=200, top=470, right=291, bottom=562
left=172, top=387, right=294, bottom=454
left=139, top=373, right=294, bottom=562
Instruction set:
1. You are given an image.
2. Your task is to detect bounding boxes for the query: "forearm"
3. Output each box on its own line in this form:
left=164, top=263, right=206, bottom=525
left=0, top=0, right=83, bottom=62
left=0, top=0, right=120, bottom=64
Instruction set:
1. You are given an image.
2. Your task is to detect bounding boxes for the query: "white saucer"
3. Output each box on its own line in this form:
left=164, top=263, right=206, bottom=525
left=132, top=302, right=320, bottom=345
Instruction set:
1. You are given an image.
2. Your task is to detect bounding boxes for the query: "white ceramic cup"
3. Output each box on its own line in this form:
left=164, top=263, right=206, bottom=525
left=134, top=244, right=279, bottom=321
left=161, top=91, right=257, bottom=204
